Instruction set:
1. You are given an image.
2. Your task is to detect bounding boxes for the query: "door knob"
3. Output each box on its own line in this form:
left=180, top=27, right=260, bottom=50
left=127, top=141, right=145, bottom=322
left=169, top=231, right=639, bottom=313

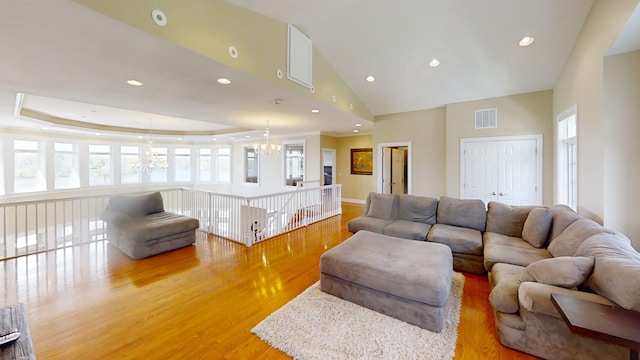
left=492, top=192, right=497, bottom=195
left=499, top=192, right=506, bottom=196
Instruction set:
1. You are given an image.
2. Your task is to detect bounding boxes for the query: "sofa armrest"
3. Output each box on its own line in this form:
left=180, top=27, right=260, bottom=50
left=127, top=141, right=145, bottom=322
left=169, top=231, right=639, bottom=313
left=518, top=281, right=616, bottom=318
left=100, top=210, right=132, bottom=227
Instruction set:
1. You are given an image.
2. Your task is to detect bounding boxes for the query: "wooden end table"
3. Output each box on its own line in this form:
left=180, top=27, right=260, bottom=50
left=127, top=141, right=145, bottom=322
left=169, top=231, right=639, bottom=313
left=551, top=293, right=640, bottom=360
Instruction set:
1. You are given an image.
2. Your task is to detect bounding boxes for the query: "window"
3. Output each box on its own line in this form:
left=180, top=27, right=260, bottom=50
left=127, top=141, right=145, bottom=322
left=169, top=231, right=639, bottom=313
left=283, top=141, right=304, bottom=187
left=216, top=147, right=231, bottom=182
left=14, top=140, right=46, bottom=193
left=244, top=146, right=258, bottom=184
left=55, top=142, right=79, bottom=189
left=557, top=106, right=578, bottom=210
left=198, top=148, right=211, bottom=182
left=121, top=146, right=141, bottom=184
left=149, top=147, right=168, bottom=183
left=175, top=148, right=191, bottom=182
left=89, top=145, right=112, bottom=186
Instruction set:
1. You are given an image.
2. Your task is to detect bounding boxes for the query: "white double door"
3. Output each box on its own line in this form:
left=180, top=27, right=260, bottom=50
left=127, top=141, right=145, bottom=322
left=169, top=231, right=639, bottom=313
left=461, top=135, right=542, bottom=206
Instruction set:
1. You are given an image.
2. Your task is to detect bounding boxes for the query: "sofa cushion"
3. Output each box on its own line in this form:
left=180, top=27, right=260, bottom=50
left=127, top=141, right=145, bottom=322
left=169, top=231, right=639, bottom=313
left=383, top=220, right=431, bottom=241
left=574, top=232, right=637, bottom=258
left=488, top=263, right=526, bottom=314
left=547, top=218, right=611, bottom=257
left=521, top=207, right=552, bottom=248
left=128, top=212, right=200, bottom=242
left=587, top=255, right=640, bottom=312
left=144, top=191, right=165, bottom=215
left=485, top=202, right=534, bottom=238
left=548, top=204, right=581, bottom=241
left=436, top=196, right=486, bottom=232
left=347, top=216, right=394, bottom=234
left=520, top=256, right=594, bottom=288
left=427, top=224, right=483, bottom=255
left=397, top=195, right=438, bottom=224
left=483, top=232, right=552, bottom=271
left=366, top=193, right=397, bottom=220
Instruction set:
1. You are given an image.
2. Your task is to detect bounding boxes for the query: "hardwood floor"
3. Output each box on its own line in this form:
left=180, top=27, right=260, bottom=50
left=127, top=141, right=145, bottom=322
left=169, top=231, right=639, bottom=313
left=0, top=203, right=537, bottom=359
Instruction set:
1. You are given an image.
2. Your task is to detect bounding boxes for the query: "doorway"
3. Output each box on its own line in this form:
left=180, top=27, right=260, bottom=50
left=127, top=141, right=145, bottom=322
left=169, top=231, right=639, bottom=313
left=460, top=135, right=542, bottom=205
left=322, top=148, right=336, bottom=186
left=377, top=142, right=411, bottom=194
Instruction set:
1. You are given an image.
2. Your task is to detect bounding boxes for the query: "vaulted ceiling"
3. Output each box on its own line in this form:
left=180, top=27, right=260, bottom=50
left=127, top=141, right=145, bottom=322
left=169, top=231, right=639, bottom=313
left=2, top=0, right=637, bottom=141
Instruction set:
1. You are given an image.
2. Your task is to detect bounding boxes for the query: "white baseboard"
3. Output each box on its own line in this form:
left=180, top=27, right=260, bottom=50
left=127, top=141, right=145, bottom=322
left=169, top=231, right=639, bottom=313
left=342, top=198, right=366, bottom=204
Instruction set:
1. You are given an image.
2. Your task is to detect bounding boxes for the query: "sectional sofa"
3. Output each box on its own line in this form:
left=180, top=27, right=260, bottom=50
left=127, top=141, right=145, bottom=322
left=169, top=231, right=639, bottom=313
left=347, top=192, right=640, bottom=360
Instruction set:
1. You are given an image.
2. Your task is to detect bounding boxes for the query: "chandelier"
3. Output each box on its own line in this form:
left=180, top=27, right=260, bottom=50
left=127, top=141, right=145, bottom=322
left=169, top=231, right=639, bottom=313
left=253, top=122, right=281, bottom=155
left=131, top=120, right=169, bottom=173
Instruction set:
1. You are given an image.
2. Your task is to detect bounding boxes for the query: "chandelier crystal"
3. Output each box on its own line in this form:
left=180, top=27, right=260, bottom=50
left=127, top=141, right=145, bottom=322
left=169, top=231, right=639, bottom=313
left=131, top=120, right=169, bottom=173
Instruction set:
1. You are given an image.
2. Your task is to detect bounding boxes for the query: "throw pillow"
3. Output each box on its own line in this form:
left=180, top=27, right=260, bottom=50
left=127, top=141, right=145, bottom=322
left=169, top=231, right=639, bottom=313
left=547, top=218, right=611, bottom=257
left=521, top=207, right=552, bottom=248
left=485, top=202, right=534, bottom=238
left=520, top=256, right=594, bottom=288
left=586, top=256, right=640, bottom=312
left=366, top=193, right=396, bottom=220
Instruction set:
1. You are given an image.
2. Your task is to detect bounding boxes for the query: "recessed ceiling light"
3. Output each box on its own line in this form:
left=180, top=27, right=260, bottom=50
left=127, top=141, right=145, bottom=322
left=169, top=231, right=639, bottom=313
left=355, top=123, right=362, bottom=127
left=177, top=138, right=183, bottom=141
left=428, top=59, right=440, bottom=68
left=217, top=78, right=231, bottom=85
left=353, top=129, right=359, bottom=133
left=365, top=75, right=375, bottom=83
left=137, top=135, right=144, bottom=139
left=311, top=109, right=320, bottom=113
left=126, top=79, right=143, bottom=87
left=519, top=36, right=535, bottom=47
left=230, top=137, right=235, bottom=140
left=245, top=135, right=250, bottom=138
left=94, top=133, right=101, bottom=136
left=42, top=127, right=49, bottom=130
left=212, top=138, right=217, bottom=141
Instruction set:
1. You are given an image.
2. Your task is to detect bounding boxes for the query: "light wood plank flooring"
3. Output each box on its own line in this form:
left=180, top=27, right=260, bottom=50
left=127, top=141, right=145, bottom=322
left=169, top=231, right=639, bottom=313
left=0, top=203, right=537, bottom=359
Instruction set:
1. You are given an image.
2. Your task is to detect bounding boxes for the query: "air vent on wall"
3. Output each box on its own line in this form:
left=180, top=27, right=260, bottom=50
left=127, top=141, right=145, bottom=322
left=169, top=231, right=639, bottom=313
left=475, top=108, right=497, bottom=129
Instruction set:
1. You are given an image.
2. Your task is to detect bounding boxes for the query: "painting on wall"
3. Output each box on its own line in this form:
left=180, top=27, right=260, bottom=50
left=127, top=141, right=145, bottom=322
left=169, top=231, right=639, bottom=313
left=350, top=148, right=373, bottom=175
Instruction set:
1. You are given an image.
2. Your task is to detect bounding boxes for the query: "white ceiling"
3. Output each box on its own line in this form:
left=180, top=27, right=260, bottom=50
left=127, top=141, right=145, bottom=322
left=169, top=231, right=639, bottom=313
left=2, top=0, right=637, bottom=141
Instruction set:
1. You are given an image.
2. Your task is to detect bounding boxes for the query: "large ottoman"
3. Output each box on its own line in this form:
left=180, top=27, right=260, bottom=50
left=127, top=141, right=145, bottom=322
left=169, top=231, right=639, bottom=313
left=320, top=230, right=453, bottom=332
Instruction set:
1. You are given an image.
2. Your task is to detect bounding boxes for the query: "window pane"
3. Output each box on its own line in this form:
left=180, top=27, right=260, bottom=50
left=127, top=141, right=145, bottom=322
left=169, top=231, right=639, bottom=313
left=216, top=147, right=230, bottom=182
left=55, top=152, right=78, bottom=189
left=245, top=147, right=258, bottom=183
left=89, top=154, right=112, bottom=185
left=284, top=143, right=304, bottom=186
left=199, top=149, right=211, bottom=181
left=175, top=150, right=191, bottom=182
left=150, top=147, right=168, bottom=182
left=89, top=144, right=110, bottom=153
left=14, top=140, right=38, bottom=151
left=121, top=147, right=141, bottom=184
left=14, top=151, right=45, bottom=193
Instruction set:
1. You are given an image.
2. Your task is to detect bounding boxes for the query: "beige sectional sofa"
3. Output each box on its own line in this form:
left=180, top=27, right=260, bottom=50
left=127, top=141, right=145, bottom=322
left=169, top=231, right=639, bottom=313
left=348, top=192, right=640, bottom=360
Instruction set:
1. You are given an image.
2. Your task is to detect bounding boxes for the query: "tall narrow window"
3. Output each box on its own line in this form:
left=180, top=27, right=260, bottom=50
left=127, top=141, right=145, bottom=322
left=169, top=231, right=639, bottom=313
left=121, top=146, right=141, bottom=184
left=557, top=106, right=578, bottom=210
left=150, top=147, right=168, bottom=183
left=89, top=145, right=112, bottom=186
left=283, top=141, right=305, bottom=187
left=55, top=142, right=79, bottom=189
left=175, top=148, right=191, bottom=182
left=216, top=147, right=231, bottom=182
left=244, top=146, right=258, bottom=184
left=199, top=148, right=211, bottom=182
left=14, top=140, right=46, bottom=193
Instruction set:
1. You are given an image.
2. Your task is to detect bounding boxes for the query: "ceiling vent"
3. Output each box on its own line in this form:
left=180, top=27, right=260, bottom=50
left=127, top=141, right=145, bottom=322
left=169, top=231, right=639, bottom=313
left=475, top=108, right=497, bottom=129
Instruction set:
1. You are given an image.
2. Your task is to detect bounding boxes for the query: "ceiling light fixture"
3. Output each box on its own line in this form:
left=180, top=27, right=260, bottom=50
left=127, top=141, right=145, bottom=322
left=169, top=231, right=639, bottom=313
left=519, top=36, right=535, bottom=47
left=428, top=59, right=440, bottom=68
left=126, top=79, right=143, bottom=87
left=311, top=109, right=320, bottom=113
left=253, top=121, right=282, bottom=156
left=365, top=75, right=375, bottom=83
left=353, top=129, right=359, bottom=133
left=355, top=123, right=362, bottom=127
left=132, top=120, right=169, bottom=173
left=217, top=78, right=231, bottom=85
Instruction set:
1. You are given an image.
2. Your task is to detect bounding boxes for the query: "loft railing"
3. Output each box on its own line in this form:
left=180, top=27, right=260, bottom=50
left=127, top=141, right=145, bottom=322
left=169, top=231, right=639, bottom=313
left=0, top=185, right=342, bottom=259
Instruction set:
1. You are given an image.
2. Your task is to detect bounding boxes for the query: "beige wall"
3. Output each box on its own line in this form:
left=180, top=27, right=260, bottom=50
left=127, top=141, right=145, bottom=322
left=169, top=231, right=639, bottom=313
left=445, top=91, right=554, bottom=205
left=335, top=135, right=373, bottom=201
left=604, top=50, right=640, bottom=241
left=374, top=108, right=446, bottom=197
left=553, top=0, right=639, bottom=222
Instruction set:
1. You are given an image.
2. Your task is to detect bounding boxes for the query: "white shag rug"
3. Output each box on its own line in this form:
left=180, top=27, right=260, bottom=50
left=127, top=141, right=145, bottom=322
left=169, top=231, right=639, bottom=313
left=252, top=272, right=465, bottom=360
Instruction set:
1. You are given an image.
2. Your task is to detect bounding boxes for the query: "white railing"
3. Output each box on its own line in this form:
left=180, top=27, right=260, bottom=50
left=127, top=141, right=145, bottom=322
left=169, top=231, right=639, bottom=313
left=181, top=184, right=342, bottom=246
left=0, top=185, right=342, bottom=259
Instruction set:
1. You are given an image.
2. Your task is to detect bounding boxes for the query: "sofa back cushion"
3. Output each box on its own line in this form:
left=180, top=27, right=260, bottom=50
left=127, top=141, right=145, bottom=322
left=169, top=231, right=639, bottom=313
left=548, top=204, right=581, bottom=241
left=397, top=195, right=438, bottom=224
left=547, top=218, right=611, bottom=257
left=436, top=196, right=486, bottom=232
left=107, top=191, right=165, bottom=216
left=144, top=191, right=165, bottom=215
left=365, top=193, right=398, bottom=220
left=521, top=207, right=553, bottom=248
left=485, top=202, right=536, bottom=238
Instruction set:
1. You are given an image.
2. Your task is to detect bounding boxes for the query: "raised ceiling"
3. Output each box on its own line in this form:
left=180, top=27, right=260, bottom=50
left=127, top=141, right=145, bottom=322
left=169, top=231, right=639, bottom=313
left=2, top=0, right=628, bottom=141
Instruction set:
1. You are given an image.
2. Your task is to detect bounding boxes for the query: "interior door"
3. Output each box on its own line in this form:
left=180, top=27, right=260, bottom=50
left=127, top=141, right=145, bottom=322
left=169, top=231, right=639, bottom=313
left=391, top=148, right=404, bottom=194
left=462, top=137, right=540, bottom=206
left=462, top=141, right=498, bottom=203
left=382, top=147, right=392, bottom=194
left=497, top=139, right=537, bottom=205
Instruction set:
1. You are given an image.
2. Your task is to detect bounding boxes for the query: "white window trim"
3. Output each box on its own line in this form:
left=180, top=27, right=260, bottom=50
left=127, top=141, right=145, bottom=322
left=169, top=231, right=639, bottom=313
left=556, top=104, right=578, bottom=210
left=243, top=144, right=259, bottom=187
left=282, top=139, right=305, bottom=188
